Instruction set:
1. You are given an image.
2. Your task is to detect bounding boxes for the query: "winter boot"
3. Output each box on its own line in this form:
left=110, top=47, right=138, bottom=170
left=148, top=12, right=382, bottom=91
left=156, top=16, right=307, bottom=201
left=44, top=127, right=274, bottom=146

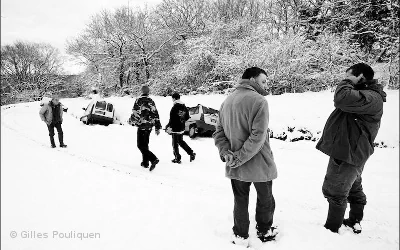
left=257, top=226, right=279, bottom=242
left=190, top=152, right=196, bottom=162
left=149, top=159, right=159, bottom=172
left=231, top=234, right=249, bottom=248
left=324, top=203, right=347, bottom=233
left=50, top=136, right=56, bottom=148
left=141, top=162, right=149, bottom=168
left=59, top=133, right=67, bottom=148
left=171, top=158, right=181, bottom=164
left=343, top=218, right=362, bottom=234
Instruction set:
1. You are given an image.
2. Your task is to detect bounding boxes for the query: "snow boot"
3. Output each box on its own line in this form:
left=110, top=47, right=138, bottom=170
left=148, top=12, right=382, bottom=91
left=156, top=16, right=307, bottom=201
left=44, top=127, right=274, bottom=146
left=231, top=234, right=249, bottom=248
left=59, top=133, right=67, bottom=148
left=324, top=203, right=346, bottom=233
left=141, top=162, right=149, bottom=168
left=171, top=158, right=181, bottom=164
left=50, top=136, right=56, bottom=148
left=190, top=152, right=196, bottom=162
left=343, top=218, right=362, bottom=234
left=149, top=159, right=159, bottom=171
left=257, top=226, right=279, bottom=242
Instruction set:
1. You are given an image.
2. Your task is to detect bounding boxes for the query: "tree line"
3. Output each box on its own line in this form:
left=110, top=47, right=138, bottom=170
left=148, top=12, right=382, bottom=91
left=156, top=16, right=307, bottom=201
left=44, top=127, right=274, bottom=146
left=1, top=0, right=399, bottom=104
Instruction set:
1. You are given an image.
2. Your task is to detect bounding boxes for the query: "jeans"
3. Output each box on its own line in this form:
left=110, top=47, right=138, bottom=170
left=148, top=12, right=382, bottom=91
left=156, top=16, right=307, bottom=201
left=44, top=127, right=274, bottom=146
left=47, top=122, right=63, bottom=137
left=231, top=179, right=275, bottom=238
left=171, top=133, right=193, bottom=160
left=47, top=122, right=64, bottom=145
left=137, top=129, right=157, bottom=167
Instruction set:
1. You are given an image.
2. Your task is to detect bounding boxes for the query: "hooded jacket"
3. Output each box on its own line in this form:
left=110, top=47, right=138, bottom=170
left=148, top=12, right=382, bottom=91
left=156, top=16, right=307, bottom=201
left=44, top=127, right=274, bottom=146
left=316, top=79, right=386, bottom=166
left=213, top=79, right=277, bottom=182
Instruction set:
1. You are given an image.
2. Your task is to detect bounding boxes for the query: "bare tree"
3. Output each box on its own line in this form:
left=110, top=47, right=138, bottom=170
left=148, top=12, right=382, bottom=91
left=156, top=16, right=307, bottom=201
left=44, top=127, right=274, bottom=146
left=155, top=0, right=210, bottom=40
left=68, top=6, right=179, bottom=89
left=1, top=41, right=63, bottom=95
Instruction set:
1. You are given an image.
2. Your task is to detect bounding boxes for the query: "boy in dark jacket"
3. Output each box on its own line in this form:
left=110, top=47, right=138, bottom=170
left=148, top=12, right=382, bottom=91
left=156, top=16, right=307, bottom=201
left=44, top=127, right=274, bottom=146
left=165, top=92, right=196, bottom=164
left=129, top=85, right=161, bottom=171
left=39, top=94, right=67, bottom=148
left=316, top=63, right=386, bottom=234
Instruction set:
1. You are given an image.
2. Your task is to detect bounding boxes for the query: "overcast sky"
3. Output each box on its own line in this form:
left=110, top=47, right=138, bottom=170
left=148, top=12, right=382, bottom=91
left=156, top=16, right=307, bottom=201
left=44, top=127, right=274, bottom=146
left=1, top=0, right=162, bottom=74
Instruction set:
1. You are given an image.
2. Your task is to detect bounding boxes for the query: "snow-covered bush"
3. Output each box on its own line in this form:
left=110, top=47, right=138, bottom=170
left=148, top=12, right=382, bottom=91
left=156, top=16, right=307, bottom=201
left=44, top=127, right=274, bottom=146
left=151, top=21, right=372, bottom=96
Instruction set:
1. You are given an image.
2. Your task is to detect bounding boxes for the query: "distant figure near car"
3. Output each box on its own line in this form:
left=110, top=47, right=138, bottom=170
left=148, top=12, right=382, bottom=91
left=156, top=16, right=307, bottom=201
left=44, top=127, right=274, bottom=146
left=213, top=67, right=278, bottom=247
left=165, top=92, right=196, bottom=164
left=129, top=85, right=161, bottom=171
left=39, top=94, right=68, bottom=148
left=316, top=63, right=387, bottom=234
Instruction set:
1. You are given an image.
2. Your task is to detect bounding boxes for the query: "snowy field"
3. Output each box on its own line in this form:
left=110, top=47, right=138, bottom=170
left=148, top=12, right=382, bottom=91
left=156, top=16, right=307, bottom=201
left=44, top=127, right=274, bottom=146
left=1, top=90, right=398, bottom=250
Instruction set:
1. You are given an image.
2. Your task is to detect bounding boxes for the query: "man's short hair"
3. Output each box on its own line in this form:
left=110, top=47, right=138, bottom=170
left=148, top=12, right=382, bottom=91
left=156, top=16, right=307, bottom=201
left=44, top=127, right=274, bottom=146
left=172, top=92, right=180, bottom=100
left=141, top=85, right=150, bottom=95
left=242, top=67, right=267, bottom=79
left=346, top=63, right=374, bottom=81
left=51, top=93, right=59, bottom=100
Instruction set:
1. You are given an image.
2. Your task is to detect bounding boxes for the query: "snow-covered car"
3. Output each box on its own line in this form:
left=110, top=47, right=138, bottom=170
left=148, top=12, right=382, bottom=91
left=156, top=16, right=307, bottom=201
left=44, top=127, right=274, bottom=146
left=80, top=99, right=117, bottom=126
left=185, top=104, right=219, bottom=138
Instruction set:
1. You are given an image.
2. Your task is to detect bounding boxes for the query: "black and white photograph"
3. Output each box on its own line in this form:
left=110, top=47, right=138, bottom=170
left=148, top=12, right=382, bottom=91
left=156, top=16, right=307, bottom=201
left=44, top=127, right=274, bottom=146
left=1, top=0, right=399, bottom=249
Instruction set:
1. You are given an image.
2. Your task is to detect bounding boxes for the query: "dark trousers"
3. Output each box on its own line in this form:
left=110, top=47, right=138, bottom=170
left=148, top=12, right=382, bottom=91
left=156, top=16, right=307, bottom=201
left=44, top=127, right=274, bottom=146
left=322, top=157, right=366, bottom=232
left=47, top=122, right=64, bottom=145
left=231, top=179, right=275, bottom=238
left=172, top=133, right=193, bottom=160
left=137, top=129, right=157, bottom=167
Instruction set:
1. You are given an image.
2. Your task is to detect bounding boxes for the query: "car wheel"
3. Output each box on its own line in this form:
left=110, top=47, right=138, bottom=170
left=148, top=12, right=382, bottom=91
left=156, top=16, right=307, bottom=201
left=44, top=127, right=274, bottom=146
left=85, top=116, right=92, bottom=125
left=189, top=125, right=197, bottom=138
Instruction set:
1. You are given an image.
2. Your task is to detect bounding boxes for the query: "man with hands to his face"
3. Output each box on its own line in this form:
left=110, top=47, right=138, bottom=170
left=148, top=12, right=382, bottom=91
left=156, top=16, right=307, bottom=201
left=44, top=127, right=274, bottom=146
left=316, top=63, right=387, bottom=234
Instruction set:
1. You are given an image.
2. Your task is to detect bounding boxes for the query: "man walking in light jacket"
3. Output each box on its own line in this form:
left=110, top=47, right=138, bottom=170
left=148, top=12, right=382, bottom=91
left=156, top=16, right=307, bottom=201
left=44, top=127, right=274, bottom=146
left=39, top=94, right=67, bottom=148
left=213, top=67, right=278, bottom=247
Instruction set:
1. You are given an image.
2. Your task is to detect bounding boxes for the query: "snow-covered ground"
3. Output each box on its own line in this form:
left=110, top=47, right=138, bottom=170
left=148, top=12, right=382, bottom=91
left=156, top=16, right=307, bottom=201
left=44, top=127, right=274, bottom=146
left=1, top=90, right=398, bottom=250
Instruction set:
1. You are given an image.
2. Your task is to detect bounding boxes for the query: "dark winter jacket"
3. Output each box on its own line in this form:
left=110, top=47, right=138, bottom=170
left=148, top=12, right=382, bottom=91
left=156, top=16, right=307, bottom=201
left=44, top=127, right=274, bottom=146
left=213, top=79, right=277, bottom=182
left=39, top=101, right=64, bottom=125
left=52, top=103, right=62, bottom=124
left=316, top=79, right=386, bottom=166
left=166, top=100, right=190, bottom=133
left=129, top=94, right=162, bottom=130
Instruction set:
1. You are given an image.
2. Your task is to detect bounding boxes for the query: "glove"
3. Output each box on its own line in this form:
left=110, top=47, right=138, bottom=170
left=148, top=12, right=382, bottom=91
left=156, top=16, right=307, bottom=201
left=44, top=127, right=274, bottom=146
left=166, top=127, right=172, bottom=134
left=155, top=129, right=160, bottom=135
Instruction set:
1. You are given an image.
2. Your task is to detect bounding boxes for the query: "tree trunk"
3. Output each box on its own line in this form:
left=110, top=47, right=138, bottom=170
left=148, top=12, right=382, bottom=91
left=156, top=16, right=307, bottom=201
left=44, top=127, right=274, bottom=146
left=119, top=58, right=125, bottom=88
left=143, top=58, right=150, bottom=81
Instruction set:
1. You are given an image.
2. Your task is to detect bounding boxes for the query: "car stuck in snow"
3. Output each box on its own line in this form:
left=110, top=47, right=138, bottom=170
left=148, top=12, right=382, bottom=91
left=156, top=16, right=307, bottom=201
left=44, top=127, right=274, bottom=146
left=80, top=99, right=120, bottom=126
left=185, top=104, right=219, bottom=138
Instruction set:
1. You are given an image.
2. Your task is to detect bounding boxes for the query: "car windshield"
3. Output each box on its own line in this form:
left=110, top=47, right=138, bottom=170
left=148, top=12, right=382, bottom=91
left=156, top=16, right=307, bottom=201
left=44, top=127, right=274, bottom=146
left=203, top=106, right=218, bottom=114
left=106, top=103, right=113, bottom=112
left=189, top=106, right=199, bottom=115
left=95, top=101, right=107, bottom=110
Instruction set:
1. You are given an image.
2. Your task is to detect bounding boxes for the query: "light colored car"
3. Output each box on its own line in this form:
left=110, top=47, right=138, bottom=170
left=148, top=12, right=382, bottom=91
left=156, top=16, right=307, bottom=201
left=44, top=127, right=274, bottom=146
left=80, top=99, right=116, bottom=125
left=185, top=104, right=219, bottom=138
